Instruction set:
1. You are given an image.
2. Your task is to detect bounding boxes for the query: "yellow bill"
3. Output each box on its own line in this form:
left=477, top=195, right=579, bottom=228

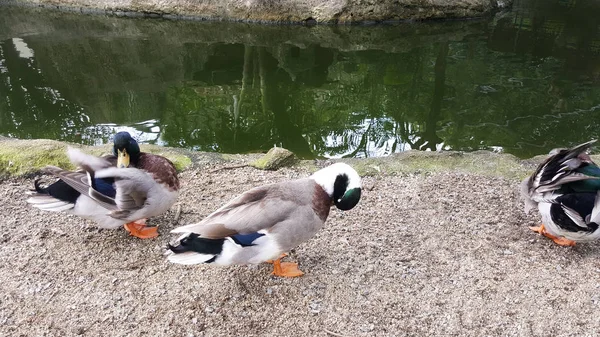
left=117, top=148, right=130, bottom=168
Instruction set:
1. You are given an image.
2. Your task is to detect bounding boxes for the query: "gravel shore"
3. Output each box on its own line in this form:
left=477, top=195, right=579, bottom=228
left=1, top=154, right=600, bottom=337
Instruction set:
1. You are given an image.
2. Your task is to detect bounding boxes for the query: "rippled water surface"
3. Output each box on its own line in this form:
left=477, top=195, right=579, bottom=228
left=2, top=1, right=600, bottom=158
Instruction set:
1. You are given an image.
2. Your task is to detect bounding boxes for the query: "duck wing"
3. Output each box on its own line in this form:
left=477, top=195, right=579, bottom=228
left=531, top=140, right=600, bottom=194
left=171, top=179, right=326, bottom=239
left=92, top=167, right=168, bottom=219
left=41, top=166, right=118, bottom=211
left=551, top=193, right=597, bottom=233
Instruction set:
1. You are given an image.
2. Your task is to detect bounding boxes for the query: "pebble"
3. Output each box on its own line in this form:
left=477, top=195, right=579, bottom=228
left=309, top=301, right=321, bottom=314
left=360, top=323, right=375, bottom=332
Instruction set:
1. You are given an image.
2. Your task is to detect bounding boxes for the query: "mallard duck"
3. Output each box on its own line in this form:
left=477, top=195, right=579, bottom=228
left=26, top=132, right=179, bottom=239
left=521, top=140, right=600, bottom=246
left=165, top=162, right=361, bottom=277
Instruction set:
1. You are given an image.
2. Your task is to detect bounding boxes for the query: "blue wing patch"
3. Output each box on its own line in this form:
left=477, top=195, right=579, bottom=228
left=92, top=178, right=116, bottom=198
left=231, top=232, right=265, bottom=247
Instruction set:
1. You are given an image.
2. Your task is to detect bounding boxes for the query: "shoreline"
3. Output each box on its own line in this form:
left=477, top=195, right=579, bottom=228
left=4, top=141, right=600, bottom=336
left=0, top=0, right=512, bottom=25
left=0, top=137, right=539, bottom=180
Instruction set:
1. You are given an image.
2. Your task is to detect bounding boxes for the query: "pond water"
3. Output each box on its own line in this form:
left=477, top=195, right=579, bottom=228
left=1, top=1, right=600, bottom=159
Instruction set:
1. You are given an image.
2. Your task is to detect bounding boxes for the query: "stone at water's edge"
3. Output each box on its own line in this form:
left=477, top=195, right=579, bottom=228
left=250, top=147, right=297, bottom=171
left=0, top=138, right=553, bottom=180
left=3, top=0, right=512, bottom=23
left=0, top=138, right=192, bottom=178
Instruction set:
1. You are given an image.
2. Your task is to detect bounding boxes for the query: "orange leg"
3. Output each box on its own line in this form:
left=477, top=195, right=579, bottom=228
left=270, top=256, right=304, bottom=278
left=123, top=219, right=158, bottom=239
left=265, top=253, right=288, bottom=264
left=529, top=224, right=576, bottom=247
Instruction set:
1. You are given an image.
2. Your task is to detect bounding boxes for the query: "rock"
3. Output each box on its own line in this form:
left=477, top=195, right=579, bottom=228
left=0, top=138, right=192, bottom=178
left=7, top=0, right=513, bottom=23
left=250, top=147, right=296, bottom=171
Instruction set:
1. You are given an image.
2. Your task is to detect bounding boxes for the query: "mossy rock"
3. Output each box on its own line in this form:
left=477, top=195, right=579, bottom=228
left=340, top=150, right=532, bottom=180
left=250, top=147, right=296, bottom=170
left=0, top=138, right=192, bottom=178
left=0, top=139, right=81, bottom=177
left=0, top=138, right=547, bottom=180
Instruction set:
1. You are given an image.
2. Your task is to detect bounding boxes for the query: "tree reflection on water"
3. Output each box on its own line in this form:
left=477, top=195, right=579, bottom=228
left=1, top=0, right=600, bottom=158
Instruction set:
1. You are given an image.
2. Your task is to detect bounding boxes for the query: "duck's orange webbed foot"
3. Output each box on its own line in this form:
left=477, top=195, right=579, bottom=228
left=124, top=219, right=158, bottom=239
left=271, top=258, right=304, bottom=278
left=550, top=237, right=576, bottom=246
left=529, top=224, right=576, bottom=246
left=529, top=224, right=545, bottom=235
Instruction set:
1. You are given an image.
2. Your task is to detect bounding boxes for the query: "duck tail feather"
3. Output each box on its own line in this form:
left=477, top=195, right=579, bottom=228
left=165, top=233, right=225, bottom=265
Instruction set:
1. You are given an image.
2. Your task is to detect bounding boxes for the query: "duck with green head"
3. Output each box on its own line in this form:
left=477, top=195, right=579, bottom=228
left=27, top=131, right=180, bottom=239
left=521, top=140, right=600, bottom=246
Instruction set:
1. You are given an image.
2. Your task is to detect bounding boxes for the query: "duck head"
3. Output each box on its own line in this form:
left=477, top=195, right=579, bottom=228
left=113, top=132, right=141, bottom=168
left=311, top=163, right=362, bottom=211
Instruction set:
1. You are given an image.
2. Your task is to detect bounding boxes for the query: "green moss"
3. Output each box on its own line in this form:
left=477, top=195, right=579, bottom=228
left=250, top=147, right=296, bottom=170
left=0, top=139, right=192, bottom=177
left=0, top=139, right=542, bottom=180
left=169, top=155, right=192, bottom=171
left=0, top=139, right=75, bottom=177
left=339, top=150, right=532, bottom=180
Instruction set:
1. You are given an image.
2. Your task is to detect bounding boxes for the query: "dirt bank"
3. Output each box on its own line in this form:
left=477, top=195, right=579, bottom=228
left=2, top=0, right=511, bottom=24
left=2, top=147, right=600, bottom=336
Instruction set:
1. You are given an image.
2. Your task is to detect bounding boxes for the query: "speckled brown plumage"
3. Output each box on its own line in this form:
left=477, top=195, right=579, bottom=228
left=137, top=153, right=180, bottom=191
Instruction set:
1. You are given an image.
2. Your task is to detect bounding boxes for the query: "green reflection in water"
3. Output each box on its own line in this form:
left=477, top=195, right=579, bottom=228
left=1, top=1, right=600, bottom=158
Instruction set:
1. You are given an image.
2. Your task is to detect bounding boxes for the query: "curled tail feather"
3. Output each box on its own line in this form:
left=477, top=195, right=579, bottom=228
left=166, top=233, right=225, bottom=265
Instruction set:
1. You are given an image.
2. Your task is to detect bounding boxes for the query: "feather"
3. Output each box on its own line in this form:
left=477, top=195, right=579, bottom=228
left=67, top=147, right=112, bottom=171
left=560, top=205, right=589, bottom=229
left=522, top=140, right=600, bottom=216
left=91, top=166, right=178, bottom=221
left=42, top=166, right=118, bottom=211
left=166, top=252, right=216, bottom=265
left=93, top=167, right=154, bottom=214
left=169, top=180, right=316, bottom=238
left=26, top=195, right=74, bottom=212
left=588, top=190, right=600, bottom=224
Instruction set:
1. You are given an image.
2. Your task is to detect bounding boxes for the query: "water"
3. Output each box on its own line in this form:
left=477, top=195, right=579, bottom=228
left=1, top=1, right=600, bottom=159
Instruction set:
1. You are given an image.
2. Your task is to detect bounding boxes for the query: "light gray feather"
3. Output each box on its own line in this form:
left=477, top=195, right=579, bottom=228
left=42, top=166, right=117, bottom=211
left=171, top=179, right=320, bottom=239
left=93, top=167, right=159, bottom=219
left=67, top=147, right=112, bottom=171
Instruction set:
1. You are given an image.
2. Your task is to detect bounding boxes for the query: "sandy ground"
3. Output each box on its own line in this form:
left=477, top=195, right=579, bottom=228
left=2, top=159, right=600, bottom=337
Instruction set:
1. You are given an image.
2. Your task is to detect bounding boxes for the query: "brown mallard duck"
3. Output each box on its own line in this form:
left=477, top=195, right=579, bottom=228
left=27, top=132, right=179, bottom=239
